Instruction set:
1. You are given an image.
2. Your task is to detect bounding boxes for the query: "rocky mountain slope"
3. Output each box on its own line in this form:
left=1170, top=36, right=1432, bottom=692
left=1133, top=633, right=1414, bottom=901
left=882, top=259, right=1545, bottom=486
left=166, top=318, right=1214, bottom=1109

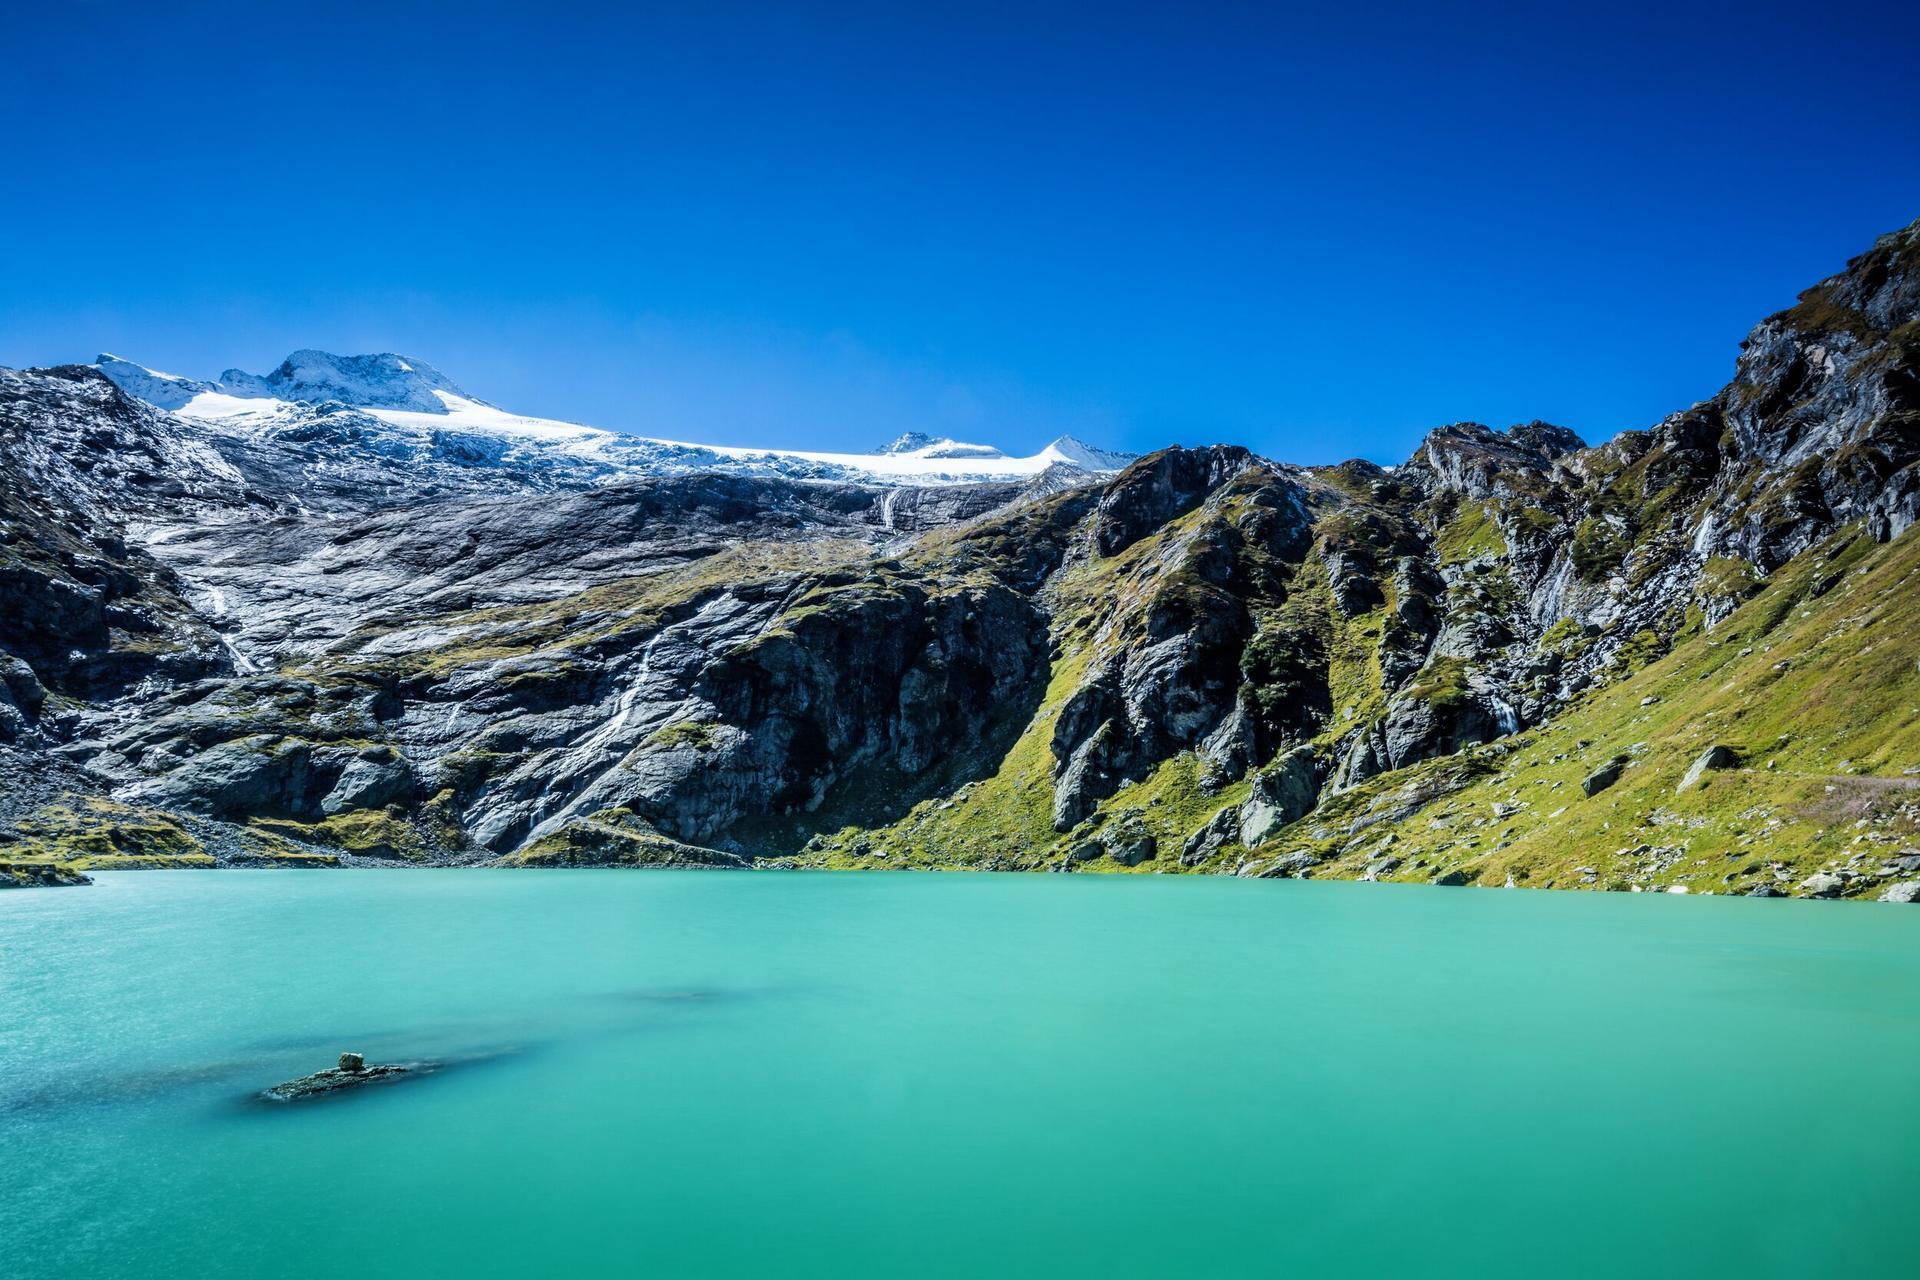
left=4, top=219, right=1918, bottom=899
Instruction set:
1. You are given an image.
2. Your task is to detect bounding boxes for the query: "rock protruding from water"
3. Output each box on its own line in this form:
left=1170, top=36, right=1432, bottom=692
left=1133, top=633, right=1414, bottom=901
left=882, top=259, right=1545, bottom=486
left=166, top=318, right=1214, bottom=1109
left=260, top=1051, right=413, bottom=1102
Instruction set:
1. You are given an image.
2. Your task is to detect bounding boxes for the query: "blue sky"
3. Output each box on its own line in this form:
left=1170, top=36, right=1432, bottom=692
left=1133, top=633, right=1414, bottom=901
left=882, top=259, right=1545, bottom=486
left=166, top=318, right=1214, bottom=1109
left=4, top=1, right=1917, bottom=464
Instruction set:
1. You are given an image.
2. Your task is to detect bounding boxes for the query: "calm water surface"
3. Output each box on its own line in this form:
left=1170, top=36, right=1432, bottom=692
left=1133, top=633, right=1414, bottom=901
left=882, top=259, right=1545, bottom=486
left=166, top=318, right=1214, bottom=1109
left=3, top=870, right=1917, bottom=1278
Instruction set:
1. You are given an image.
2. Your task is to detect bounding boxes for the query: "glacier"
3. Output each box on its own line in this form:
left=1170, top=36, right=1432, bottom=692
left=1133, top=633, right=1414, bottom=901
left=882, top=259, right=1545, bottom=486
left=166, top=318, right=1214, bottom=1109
left=93, top=350, right=1134, bottom=488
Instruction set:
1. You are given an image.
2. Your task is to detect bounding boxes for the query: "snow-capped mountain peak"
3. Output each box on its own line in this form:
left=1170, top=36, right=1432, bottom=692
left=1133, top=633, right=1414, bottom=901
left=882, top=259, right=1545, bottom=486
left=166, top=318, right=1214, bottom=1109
left=216, top=350, right=483, bottom=414
left=1038, top=436, right=1136, bottom=471
left=873, top=431, right=1007, bottom=460
left=92, top=354, right=217, bottom=411
left=875, top=431, right=939, bottom=455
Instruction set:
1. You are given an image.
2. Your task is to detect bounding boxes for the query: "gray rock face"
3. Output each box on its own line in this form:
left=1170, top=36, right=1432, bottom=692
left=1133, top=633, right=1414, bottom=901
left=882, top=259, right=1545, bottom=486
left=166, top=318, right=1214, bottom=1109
left=130, top=736, right=319, bottom=818
left=1879, top=881, right=1920, bottom=904
left=1403, top=422, right=1585, bottom=502
left=1049, top=592, right=1255, bottom=829
left=0, top=653, right=46, bottom=720
left=1049, top=468, right=1315, bottom=829
left=0, top=367, right=235, bottom=701
left=1182, top=807, right=1242, bottom=865
left=322, top=751, right=413, bottom=816
left=1093, top=445, right=1256, bottom=556
left=1237, top=746, right=1320, bottom=846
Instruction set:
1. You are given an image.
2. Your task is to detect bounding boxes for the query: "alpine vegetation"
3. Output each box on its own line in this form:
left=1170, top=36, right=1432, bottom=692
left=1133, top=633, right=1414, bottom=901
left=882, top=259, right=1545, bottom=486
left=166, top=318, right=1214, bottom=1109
left=3, top=220, right=1918, bottom=899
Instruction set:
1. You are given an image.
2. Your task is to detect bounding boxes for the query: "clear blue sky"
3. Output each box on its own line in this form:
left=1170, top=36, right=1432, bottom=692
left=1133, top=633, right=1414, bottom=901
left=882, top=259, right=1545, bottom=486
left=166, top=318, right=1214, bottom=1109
left=4, top=1, right=1917, bottom=464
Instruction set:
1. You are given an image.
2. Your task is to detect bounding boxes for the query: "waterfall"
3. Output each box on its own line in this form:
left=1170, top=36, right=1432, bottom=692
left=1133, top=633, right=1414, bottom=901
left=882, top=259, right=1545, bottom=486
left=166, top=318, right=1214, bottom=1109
left=1489, top=694, right=1520, bottom=736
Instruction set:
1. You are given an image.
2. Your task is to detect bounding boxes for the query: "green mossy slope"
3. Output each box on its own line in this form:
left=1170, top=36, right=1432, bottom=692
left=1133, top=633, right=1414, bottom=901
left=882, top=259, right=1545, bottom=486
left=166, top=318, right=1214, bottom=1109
left=796, top=521, right=1920, bottom=895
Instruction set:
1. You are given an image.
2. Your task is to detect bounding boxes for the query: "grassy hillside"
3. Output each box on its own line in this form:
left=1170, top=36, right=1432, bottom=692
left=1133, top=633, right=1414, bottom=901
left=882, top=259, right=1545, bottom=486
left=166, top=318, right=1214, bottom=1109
left=793, top=519, right=1920, bottom=898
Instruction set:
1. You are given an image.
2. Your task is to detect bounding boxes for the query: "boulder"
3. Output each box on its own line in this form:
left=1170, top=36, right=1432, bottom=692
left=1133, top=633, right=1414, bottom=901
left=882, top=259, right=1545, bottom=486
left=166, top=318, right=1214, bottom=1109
left=1677, top=744, right=1738, bottom=792
left=1101, top=824, right=1157, bottom=867
left=1797, top=871, right=1846, bottom=899
left=1745, top=883, right=1785, bottom=898
left=1433, top=868, right=1471, bottom=887
left=1581, top=758, right=1625, bottom=797
left=1879, top=881, right=1920, bottom=904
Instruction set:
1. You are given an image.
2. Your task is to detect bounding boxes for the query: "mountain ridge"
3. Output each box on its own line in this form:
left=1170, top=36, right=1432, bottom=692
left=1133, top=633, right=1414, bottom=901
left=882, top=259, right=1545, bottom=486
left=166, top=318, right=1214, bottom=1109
left=2, top=217, right=1917, bottom=898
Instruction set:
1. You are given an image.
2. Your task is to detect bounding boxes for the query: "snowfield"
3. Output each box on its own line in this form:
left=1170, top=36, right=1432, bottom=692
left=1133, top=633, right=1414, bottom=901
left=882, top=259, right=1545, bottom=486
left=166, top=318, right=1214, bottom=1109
left=94, top=349, right=1133, bottom=487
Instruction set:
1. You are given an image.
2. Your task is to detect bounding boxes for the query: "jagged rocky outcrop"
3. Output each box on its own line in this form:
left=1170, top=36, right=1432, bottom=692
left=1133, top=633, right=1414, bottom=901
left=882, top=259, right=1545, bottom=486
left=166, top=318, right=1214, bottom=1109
left=4, top=218, right=1920, bottom=895
left=1049, top=450, right=1312, bottom=829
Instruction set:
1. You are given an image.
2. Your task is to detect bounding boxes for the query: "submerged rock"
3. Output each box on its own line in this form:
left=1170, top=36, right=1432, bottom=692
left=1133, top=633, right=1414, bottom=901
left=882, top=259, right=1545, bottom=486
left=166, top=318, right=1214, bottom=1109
left=260, top=1051, right=420, bottom=1103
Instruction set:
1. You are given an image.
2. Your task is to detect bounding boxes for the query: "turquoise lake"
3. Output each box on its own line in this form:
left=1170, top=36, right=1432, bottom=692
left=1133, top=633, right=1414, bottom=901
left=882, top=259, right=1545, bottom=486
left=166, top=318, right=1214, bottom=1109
left=3, top=870, right=1917, bottom=1277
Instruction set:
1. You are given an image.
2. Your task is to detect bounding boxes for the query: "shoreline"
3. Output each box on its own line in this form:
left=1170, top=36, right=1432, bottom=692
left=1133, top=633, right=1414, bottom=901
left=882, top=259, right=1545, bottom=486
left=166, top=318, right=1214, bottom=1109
left=12, top=859, right=1917, bottom=903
